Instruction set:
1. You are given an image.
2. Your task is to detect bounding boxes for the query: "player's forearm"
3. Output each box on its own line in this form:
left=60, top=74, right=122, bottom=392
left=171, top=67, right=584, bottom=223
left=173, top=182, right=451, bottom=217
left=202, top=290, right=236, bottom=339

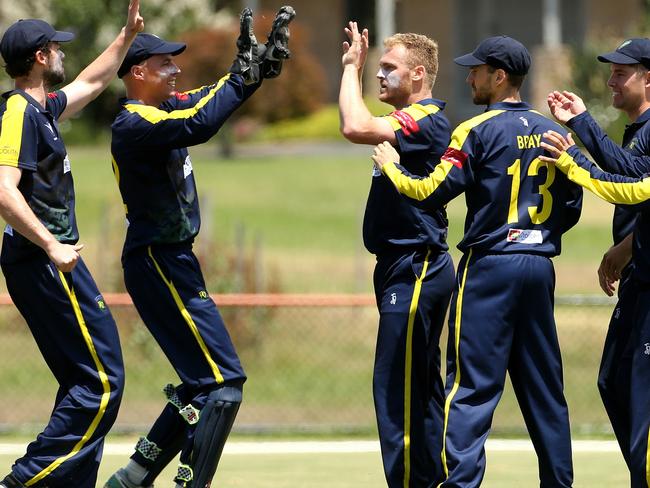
left=569, top=112, right=650, bottom=176
left=381, top=159, right=458, bottom=209
left=339, top=65, right=375, bottom=141
left=556, top=147, right=650, bottom=204
left=0, top=183, right=58, bottom=252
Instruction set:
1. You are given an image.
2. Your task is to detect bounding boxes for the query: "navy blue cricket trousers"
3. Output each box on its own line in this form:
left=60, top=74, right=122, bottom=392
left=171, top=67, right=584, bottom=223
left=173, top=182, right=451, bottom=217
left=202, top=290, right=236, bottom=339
left=373, top=248, right=454, bottom=488
left=599, top=277, right=650, bottom=487
left=440, top=252, right=572, bottom=488
left=597, top=272, right=636, bottom=470
left=122, top=244, right=245, bottom=476
left=1, top=253, right=124, bottom=488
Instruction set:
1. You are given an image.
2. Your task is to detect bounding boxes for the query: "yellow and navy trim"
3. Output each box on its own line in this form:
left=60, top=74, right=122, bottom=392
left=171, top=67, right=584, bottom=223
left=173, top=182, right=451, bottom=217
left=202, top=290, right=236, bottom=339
left=26, top=271, right=112, bottom=486
left=556, top=151, right=650, bottom=204
left=382, top=110, right=505, bottom=201
left=0, top=94, right=28, bottom=168
left=438, top=249, right=473, bottom=486
left=646, top=426, right=650, bottom=487
left=383, top=103, right=441, bottom=132
left=402, top=248, right=432, bottom=488
left=124, top=74, right=231, bottom=124
left=147, top=246, right=224, bottom=383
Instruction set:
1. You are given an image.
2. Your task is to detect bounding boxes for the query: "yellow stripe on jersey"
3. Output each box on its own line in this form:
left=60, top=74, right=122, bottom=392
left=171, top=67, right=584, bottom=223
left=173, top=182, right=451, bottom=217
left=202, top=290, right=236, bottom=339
left=383, top=103, right=441, bottom=131
left=448, top=109, right=505, bottom=150
left=402, top=248, right=432, bottom=488
left=180, top=85, right=209, bottom=96
left=438, top=249, right=473, bottom=486
left=0, top=95, right=28, bottom=167
left=147, top=246, right=224, bottom=383
left=26, top=271, right=112, bottom=486
left=124, top=74, right=231, bottom=124
left=382, top=159, right=455, bottom=201
left=556, top=151, right=650, bottom=204
left=380, top=110, right=506, bottom=201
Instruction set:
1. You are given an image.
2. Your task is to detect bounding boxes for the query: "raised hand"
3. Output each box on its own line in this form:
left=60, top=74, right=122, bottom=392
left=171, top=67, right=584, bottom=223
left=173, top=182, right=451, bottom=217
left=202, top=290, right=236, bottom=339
left=547, top=90, right=587, bottom=124
left=371, top=141, right=400, bottom=170
left=126, top=0, right=145, bottom=38
left=342, top=21, right=369, bottom=70
left=539, top=130, right=576, bottom=163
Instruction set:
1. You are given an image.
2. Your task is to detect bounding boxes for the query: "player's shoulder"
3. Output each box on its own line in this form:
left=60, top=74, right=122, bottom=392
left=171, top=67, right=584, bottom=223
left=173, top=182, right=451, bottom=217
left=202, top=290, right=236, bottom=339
left=385, top=98, right=449, bottom=133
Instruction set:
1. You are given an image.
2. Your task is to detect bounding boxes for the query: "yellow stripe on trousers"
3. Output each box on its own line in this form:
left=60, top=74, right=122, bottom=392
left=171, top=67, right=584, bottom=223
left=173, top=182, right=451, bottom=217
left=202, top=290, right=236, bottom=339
left=438, top=249, right=473, bottom=486
left=147, top=247, right=224, bottom=383
left=646, top=425, right=650, bottom=487
left=26, top=271, right=111, bottom=486
left=403, top=249, right=432, bottom=488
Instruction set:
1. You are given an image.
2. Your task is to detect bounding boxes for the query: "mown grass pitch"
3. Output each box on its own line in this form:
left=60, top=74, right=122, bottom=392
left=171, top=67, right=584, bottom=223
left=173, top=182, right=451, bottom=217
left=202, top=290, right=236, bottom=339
left=0, top=438, right=630, bottom=487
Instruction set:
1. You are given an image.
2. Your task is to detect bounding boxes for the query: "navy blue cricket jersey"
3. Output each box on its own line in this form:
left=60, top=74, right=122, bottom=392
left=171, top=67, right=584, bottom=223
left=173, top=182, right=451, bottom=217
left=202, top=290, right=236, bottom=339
left=111, top=74, right=258, bottom=258
left=380, top=102, right=583, bottom=256
left=0, top=89, right=78, bottom=263
left=567, top=109, right=650, bottom=245
left=363, top=98, right=451, bottom=255
left=556, top=146, right=650, bottom=283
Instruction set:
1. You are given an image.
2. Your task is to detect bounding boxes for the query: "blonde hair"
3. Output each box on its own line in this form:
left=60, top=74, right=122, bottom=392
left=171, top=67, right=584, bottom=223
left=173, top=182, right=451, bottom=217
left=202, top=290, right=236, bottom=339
left=384, top=33, right=439, bottom=88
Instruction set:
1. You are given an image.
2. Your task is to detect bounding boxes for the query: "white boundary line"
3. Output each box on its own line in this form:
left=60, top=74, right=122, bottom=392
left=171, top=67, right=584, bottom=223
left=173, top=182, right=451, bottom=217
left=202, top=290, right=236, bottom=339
left=0, top=439, right=621, bottom=456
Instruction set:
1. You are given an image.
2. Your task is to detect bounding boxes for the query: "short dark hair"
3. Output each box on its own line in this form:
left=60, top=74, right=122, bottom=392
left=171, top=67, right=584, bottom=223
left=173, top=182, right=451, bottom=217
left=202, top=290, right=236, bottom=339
left=4, top=43, right=49, bottom=79
left=487, top=65, right=525, bottom=89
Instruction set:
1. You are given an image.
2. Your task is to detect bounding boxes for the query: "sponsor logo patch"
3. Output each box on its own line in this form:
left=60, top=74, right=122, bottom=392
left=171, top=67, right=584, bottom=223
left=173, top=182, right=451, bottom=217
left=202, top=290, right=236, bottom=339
left=63, top=155, right=71, bottom=174
left=47, top=92, right=58, bottom=99
left=174, top=92, right=190, bottom=101
left=442, top=147, right=468, bottom=168
left=507, top=228, right=543, bottom=244
left=95, top=295, right=107, bottom=310
left=183, top=155, right=193, bottom=179
left=390, top=110, right=420, bottom=136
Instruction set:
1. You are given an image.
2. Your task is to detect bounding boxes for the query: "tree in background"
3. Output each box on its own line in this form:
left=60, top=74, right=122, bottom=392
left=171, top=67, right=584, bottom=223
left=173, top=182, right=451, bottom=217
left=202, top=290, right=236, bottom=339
left=0, top=1, right=326, bottom=144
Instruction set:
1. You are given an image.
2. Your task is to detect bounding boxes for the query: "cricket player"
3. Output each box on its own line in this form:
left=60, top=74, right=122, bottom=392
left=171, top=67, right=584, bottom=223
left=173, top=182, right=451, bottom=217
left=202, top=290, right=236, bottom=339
left=0, top=2, right=143, bottom=487
left=372, top=36, right=582, bottom=487
left=339, top=22, right=454, bottom=488
left=103, top=7, right=294, bottom=488
left=547, top=39, right=650, bottom=476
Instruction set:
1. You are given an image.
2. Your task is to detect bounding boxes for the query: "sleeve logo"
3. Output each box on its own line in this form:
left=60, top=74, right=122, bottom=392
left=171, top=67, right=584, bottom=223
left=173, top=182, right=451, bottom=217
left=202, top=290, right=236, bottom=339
left=390, top=110, right=420, bottom=136
left=441, top=147, right=468, bottom=168
left=174, top=92, right=190, bottom=101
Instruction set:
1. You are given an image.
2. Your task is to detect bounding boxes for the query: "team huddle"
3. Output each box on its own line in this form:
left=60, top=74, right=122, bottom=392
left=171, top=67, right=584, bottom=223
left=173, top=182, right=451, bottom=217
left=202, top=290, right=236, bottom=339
left=0, top=1, right=647, bottom=487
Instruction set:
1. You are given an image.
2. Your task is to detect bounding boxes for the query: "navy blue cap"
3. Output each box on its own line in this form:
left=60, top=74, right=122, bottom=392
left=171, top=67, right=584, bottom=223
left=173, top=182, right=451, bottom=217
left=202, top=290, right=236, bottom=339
left=597, top=38, right=650, bottom=70
left=118, top=33, right=186, bottom=78
left=0, top=19, right=74, bottom=64
left=454, top=36, right=531, bottom=75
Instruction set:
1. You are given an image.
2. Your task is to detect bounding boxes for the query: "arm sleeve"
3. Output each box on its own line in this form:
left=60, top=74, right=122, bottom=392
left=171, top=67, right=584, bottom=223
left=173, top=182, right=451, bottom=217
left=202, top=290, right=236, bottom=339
left=46, top=90, right=68, bottom=119
left=0, top=96, right=38, bottom=172
left=555, top=145, right=650, bottom=208
left=381, top=128, right=479, bottom=210
left=562, top=179, right=583, bottom=233
left=382, top=104, right=449, bottom=156
left=125, top=73, right=259, bottom=149
left=567, top=111, right=650, bottom=177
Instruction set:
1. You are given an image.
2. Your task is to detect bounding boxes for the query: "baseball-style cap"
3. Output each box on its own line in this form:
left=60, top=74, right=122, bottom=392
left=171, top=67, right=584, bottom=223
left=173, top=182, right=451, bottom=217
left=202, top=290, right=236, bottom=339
left=118, top=33, right=186, bottom=78
left=597, top=38, right=650, bottom=70
left=454, top=35, right=531, bottom=75
left=0, top=19, right=74, bottom=64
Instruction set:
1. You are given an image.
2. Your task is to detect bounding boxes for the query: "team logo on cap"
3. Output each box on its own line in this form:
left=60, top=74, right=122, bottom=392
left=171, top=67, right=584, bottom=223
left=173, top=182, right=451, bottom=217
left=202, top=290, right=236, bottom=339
left=618, top=40, right=632, bottom=49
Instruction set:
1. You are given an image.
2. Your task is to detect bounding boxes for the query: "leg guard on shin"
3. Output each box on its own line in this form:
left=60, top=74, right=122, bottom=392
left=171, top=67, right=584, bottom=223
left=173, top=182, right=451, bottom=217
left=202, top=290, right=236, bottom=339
left=184, top=385, right=243, bottom=487
left=0, top=474, right=24, bottom=488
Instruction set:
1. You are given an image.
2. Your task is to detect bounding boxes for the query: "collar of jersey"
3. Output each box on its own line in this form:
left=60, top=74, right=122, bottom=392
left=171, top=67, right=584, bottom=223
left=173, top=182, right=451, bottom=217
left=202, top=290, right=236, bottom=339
left=2, top=88, right=51, bottom=113
left=485, top=101, right=531, bottom=112
left=414, top=97, right=446, bottom=110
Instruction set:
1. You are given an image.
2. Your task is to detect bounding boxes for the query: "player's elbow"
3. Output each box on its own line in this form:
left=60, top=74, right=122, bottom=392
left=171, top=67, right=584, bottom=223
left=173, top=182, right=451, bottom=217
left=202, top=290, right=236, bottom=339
left=340, top=122, right=373, bottom=144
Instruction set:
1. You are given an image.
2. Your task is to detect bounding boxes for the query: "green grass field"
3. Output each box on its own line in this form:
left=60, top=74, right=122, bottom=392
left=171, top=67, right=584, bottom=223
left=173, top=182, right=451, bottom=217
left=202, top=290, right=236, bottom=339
left=0, top=438, right=629, bottom=487
left=50, top=142, right=615, bottom=295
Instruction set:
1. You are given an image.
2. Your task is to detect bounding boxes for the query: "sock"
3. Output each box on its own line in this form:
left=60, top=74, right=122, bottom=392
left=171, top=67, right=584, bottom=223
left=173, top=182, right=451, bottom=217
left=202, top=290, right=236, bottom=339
left=123, top=460, right=148, bottom=485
